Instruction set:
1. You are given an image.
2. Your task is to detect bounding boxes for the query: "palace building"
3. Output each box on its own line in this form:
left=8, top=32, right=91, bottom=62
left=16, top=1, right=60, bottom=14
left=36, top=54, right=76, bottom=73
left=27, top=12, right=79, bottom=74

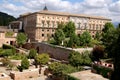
left=9, top=6, right=111, bottom=42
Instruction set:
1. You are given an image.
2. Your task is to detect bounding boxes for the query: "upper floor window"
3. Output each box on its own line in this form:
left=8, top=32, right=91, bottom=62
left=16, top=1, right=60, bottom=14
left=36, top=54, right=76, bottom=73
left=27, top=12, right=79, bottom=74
left=84, top=23, right=87, bottom=29
left=52, top=21, right=55, bottom=28
left=42, top=21, right=45, bottom=27
left=77, top=22, right=81, bottom=29
left=47, top=21, right=50, bottom=27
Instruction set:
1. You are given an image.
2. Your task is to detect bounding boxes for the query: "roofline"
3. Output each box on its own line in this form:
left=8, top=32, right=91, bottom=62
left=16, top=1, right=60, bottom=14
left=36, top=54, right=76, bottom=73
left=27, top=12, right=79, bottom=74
left=19, top=10, right=111, bottom=20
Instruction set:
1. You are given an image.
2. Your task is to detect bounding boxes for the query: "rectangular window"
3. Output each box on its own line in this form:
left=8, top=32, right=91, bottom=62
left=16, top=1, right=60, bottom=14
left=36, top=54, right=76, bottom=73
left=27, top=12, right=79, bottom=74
left=42, top=21, right=45, bottom=27
left=77, top=22, right=81, bottom=29
left=47, top=21, right=50, bottom=27
left=52, top=21, right=55, bottom=28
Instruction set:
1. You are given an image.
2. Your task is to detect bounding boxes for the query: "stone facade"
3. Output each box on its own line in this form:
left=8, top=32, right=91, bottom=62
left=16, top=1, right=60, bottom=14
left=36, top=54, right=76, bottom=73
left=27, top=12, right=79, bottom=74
left=0, top=26, right=17, bottom=47
left=17, top=9, right=111, bottom=42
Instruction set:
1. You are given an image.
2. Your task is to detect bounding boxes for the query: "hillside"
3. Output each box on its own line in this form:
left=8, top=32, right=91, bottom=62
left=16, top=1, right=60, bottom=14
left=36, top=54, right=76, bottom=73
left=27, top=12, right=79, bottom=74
left=0, top=12, right=16, bottom=26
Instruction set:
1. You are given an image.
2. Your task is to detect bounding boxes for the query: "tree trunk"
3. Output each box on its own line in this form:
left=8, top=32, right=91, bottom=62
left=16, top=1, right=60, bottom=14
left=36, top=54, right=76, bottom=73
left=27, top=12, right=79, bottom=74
left=39, top=64, right=42, bottom=74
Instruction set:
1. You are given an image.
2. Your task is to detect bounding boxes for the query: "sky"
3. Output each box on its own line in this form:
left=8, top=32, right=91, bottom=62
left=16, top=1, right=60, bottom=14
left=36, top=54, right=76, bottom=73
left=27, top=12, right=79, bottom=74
left=0, top=0, right=120, bottom=22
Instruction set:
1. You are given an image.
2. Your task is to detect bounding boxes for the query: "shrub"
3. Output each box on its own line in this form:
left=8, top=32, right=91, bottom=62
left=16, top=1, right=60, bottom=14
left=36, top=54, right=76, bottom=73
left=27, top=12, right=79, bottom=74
left=2, top=44, right=15, bottom=49
left=49, top=62, right=77, bottom=77
left=21, top=57, right=29, bottom=69
left=5, top=31, right=14, bottom=37
left=0, top=49, right=14, bottom=57
left=28, top=49, right=37, bottom=59
left=81, top=51, right=92, bottom=66
left=9, top=53, right=26, bottom=60
left=93, top=64, right=113, bottom=78
left=68, top=51, right=92, bottom=67
left=35, top=53, right=49, bottom=65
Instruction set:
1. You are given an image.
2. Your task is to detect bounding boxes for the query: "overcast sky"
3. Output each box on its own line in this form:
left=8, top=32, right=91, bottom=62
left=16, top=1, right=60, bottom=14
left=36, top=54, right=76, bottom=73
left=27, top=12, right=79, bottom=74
left=0, top=0, right=120, bottom=22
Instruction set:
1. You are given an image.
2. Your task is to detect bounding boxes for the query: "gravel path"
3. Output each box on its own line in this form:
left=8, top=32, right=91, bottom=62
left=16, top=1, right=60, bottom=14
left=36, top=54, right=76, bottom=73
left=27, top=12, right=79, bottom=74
left=71, top=70, right=109, bottom=80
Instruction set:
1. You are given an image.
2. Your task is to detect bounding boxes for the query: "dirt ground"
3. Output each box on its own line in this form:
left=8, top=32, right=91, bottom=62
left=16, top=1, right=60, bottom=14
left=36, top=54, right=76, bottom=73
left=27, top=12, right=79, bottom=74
left=71, top=70, right=109, bottom=80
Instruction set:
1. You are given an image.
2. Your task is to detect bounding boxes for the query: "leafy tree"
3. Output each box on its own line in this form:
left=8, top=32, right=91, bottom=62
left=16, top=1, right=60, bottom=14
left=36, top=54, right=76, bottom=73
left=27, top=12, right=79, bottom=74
left=79, top=31, right=92, bottom=46
left=68, top=51, right=82, bottom=67
left=35, top=53, right=49, bottom=73
left=81, top=51, right=92, bottom=65
left=16, top=33, right=27, bottom=47
left=68, top=33, right=79, bottom=48
left=91, top=45, right=105, bottom=61
left=69, top=51, right=92, bottom=67
left=95, top=31, right=101, bottom=41
left=63, top=21, right=76, bottom=37
left=53, top=29, right=65, bottom=45
left=110, top=27, right=120, bottom=80
left=101, top=22, right=116, bottom=58
left=28, top=49, right=37, bottom=59
left=49, top=62, right=77, bottom=78
left=102, top=22, right=114, bottom=33
left=21, top=57, right=29, bottom=69
left=57, top=22, right=65, bottom=29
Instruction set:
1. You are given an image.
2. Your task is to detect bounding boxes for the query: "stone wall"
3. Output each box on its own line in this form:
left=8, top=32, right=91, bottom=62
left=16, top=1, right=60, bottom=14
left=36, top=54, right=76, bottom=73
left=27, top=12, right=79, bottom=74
left=23, top=42, right=92, bottom=61
left=0, top=73, right=11, bottom=80
left=23, top=42, right=73, bottom=61
left=10, top=68, right=39, bottom=80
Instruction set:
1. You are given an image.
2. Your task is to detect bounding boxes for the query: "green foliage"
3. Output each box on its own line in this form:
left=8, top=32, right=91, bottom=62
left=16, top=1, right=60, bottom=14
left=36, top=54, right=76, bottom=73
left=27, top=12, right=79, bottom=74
left=68, top=34, right=79, bottom=48
left=28, top=49, right=37, bottom=59
left=53, top=29, right=65, bottom=45
left=5, top=31, right=14, bottom=37
left=57, top=22, right=65, bottom=29
left=63, top=21, right=76, bottom=37
left=21, top=57, right=29, bottom=69
left=68, top=51, right=92, bottom=67
left=2, top=44, right=15, bottom=49
left=68, top=51, right=82, bottom=67
left=79, top=31, right=92, bottom=46
left=9, top=53, right=26, bottom=60
left=95, top=31, right=101, bottom=41
left=48, top=38, right=56, bottom=45
left=16, top=33, right=27, bottom=46
left=111, top=29, right=120, bottom=80
left=0, top=12, right=16, bottom=26
left=17, top=65, right=23, bottom=72
left=91, top=45, right=105, bottom=61
left=101, top=22, right=116, bottom=58
left=35, top=53, right=49, bottom=65
left=102, top=22, right=114, bottom=33
left=93, top=64, right=113, bottom=78
left=81, top=51, right=92, bottom=65
left=0, top=49, right=14, bottom=57
left=49, top=62, right=77, bottom=77
left=66, top=75, right=79, bottom=80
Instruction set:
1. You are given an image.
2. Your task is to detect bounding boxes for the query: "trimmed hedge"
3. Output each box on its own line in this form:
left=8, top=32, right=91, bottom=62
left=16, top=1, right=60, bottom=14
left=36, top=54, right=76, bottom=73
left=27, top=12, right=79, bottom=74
left=93, top=64, right=113, bottom=78
left=2, top=44, right=15, bottom=49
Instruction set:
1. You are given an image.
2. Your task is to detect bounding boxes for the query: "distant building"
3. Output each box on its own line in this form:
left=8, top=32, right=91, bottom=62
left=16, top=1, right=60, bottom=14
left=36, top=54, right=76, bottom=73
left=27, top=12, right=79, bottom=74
left=0, top=26, right=17, bottom=47
left=11, top=6, right=111, bottom=42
